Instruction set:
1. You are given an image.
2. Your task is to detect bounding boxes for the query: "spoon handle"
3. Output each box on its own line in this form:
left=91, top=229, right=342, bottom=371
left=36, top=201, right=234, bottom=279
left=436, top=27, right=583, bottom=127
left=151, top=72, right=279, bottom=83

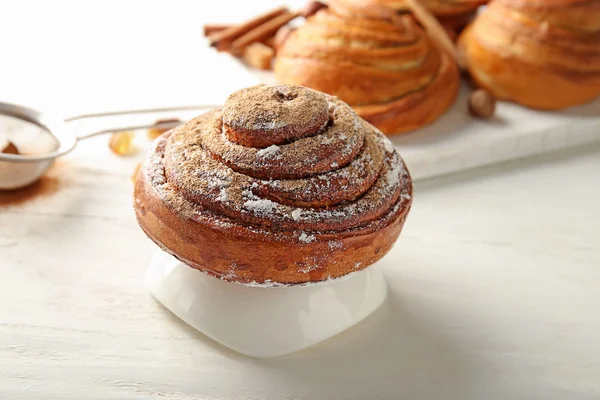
left=68, top=105, right=220, bottom=140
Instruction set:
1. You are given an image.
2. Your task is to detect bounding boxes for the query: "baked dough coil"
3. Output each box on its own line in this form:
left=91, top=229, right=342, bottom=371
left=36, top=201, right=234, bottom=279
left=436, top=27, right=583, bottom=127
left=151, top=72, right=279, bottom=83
left=458, top=0, right=600, bottom=109
left=274, top=0, right=460, bottom=134
left=134, top=84, right=413, bottom=286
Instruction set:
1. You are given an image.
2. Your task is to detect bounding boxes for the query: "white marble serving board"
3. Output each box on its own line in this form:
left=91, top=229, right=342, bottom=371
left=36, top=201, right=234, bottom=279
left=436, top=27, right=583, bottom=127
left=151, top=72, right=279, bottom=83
left=392, top=91, right=600, bottom=181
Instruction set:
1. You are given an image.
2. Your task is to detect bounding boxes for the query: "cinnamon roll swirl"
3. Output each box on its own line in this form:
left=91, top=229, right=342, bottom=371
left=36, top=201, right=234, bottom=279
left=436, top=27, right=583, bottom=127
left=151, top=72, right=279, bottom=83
left=134, top=84, right=413, bottom=286
left=458, top=0, right=600, bottom=109
left=274, top=0, right=460, bottom=135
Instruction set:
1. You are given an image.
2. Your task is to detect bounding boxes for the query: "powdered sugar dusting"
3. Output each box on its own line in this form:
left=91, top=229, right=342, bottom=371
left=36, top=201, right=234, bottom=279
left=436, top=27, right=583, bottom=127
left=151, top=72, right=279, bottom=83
left=381, top=136, right=395, bottom=153
left=206, top=171, right=233, bottom=190
left=298, top=263, right=321, bottom=273
left=328, top=240, right=344, bottom=250
left=233, top=268, right=364, bottom=288
left=223, top=263, right=238, bottom=280
left=255, top=120, right=286, bottom=130
left=256, top=144, right=281, bottom=158
left=384, top=158, right=402, bottom=189
left=321, top=136, right=334, bottom=145
left=216, top=188, right=228, bottom=202
left=243, top=198, right=278, bottom=216
left=291, top=208, right=303, bottom=221
left=239, top=279, right=284, bottom=288
left=298, top=232, right=316, bottom=243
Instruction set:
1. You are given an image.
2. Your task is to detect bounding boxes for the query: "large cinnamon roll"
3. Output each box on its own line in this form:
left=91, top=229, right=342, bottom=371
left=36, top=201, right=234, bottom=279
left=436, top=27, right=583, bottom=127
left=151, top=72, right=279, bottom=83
left=458, top=0, right=600, bottom=109
left=274, top=0, right=460, bottom=135
left=134, top=84, right=413, bottom=286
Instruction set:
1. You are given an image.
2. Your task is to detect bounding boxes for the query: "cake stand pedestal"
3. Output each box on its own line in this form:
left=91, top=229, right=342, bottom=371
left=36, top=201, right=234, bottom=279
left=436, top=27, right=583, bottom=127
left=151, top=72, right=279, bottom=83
left=146, top=250, right=387, bottom=358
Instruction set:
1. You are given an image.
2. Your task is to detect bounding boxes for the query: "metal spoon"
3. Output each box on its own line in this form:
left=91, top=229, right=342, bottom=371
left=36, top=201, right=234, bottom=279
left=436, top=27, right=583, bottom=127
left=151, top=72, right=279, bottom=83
left=0, top=101, right=216, bottom=190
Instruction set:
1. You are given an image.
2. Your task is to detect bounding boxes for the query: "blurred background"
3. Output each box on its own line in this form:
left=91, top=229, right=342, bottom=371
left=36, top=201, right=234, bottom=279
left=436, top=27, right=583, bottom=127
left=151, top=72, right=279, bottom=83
left=0, top=0, right=303, bottom=115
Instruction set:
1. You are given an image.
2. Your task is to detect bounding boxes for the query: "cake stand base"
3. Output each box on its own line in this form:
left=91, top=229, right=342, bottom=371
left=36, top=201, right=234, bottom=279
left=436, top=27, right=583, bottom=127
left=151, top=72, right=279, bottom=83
left=146, top=250, right=387, bottom=358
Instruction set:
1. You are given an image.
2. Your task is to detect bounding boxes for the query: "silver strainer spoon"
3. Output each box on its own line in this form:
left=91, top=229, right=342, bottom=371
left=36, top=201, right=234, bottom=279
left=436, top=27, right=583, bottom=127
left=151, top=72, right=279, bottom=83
left=0, top=101, right=216, bottom=190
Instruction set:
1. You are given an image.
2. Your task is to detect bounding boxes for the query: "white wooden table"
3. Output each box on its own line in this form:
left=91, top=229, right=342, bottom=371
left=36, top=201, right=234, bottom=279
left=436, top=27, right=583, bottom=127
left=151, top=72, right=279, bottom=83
left=1, top=135, right=599, bottom=400
left=1, top=1, right=600, bottom=399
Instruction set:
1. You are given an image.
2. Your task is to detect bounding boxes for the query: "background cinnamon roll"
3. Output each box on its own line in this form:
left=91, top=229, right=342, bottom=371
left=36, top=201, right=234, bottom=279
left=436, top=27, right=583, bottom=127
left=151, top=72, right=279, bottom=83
left=274, top=0, right=460, bottom=135
left=348, top=0, right=489, bottom=30
left=458, top=0, right=600, bottom=110
left=134, top=84, right=413, bottom=286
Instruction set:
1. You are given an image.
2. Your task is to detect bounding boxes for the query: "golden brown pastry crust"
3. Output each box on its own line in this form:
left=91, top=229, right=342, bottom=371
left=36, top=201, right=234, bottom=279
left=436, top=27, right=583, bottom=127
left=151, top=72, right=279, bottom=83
left=134, top=85, right=413, bottom=286
left=458, top=0, right=600, bottom=109
left=274, top=1, right=460, bottom=135
left=348, top=0, right=488, bottom=29
left=377, top=0, right=488, bottom=16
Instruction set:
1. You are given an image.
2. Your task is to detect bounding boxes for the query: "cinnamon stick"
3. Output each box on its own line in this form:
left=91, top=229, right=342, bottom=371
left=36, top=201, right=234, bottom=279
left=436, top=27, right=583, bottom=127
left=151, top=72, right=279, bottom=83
left=262, top=36, right=276, bottom=49
left=404, top=0, right=462, bottom=68
left=231, top=11, right=301, bottom=51
left=209, top=6, right=288, bottom=48
left=242, top=42, right=275, bottom=70
left=203, top=24, right=231, bottom=36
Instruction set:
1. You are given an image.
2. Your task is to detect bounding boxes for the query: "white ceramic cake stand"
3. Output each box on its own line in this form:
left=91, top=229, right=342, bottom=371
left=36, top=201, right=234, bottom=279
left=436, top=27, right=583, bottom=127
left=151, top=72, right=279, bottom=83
left=146, top=250, right=387, bottom=358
